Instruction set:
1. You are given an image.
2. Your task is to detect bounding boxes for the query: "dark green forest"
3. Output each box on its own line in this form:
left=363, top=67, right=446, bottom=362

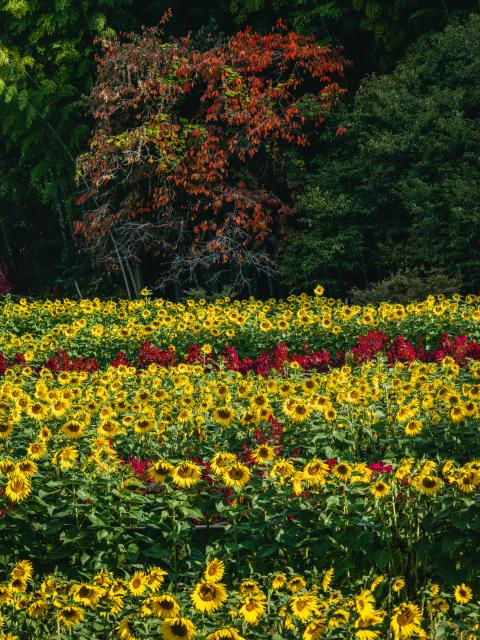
left=1, top=0, right=479, bottom=298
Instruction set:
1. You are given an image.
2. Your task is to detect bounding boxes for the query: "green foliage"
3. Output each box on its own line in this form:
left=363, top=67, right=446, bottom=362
left=280, top=14, right=480, bottom=295
left=0, top=0, right=137, bottom=294
left=349, top=269, right=463, bottom=306
left=1, top=1, right=480, bottom=296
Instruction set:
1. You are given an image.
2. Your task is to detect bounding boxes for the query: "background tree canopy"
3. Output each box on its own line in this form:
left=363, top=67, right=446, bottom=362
left=0, top=0, right=479, bottom=297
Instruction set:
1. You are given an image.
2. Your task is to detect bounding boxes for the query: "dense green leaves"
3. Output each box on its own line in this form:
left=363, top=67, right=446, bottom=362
left=280, top=14, right=480, bottom=295
left=1, top=2, right=480, bottom=296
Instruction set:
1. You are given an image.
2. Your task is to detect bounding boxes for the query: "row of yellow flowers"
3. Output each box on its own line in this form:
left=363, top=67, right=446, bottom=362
left=1, top=447, right=479, bottom=503
left=1, top=289, right=480, bottom=363
left=1, top=358, right=480, bottom=454
left=0, top=559, right=478, bottom=640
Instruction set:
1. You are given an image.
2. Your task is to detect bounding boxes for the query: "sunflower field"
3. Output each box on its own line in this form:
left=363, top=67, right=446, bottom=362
left=0, top=288, right=479, bottom=639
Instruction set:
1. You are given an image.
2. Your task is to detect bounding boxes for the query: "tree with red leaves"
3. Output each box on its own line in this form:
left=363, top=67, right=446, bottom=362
left=76, top=17, right=346, bottom=295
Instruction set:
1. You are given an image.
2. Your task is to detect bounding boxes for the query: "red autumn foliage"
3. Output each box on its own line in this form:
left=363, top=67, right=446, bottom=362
left=75, top=19, right=346, bottom=287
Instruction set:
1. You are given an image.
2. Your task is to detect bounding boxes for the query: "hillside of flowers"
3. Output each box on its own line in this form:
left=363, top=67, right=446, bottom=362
left=0, top=288, right=479, bottom=639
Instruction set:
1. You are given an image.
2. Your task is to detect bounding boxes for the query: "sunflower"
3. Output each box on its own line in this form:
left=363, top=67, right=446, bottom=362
left=456, top=470, right=479, bottom=493
left=415, top=475, right=442, bottom=496
left=142, top=594, right=180, bottom=619
left=239, top=579, right=262, bottom=597
left=302, top=460, right=328, bottom=486
left=303, top=619, right=325, bottom=640
left=56, top=605, right=85, bottom=628
left=52, top=446, right=79, bottom=470
left=321, top=568, right=334, bottom=592
left=222, top=463, right=250, bottom=489
left=72, top=583, right=104, bottom=607
left=14, top=459, right=37, bottom=477
left=27, top=442, right=47, bottom=460
left=454, top=583, right=473, bottom=604
left=428, top=597, right=449, bottom=614
left=287, top=576, right=307, bottom=593
left=212, top=407, right=235, bottom=427
left=10, top=560, right=33, bottom=583
left=0, top=459, right=15, bottom=475
left=206, top=628, right=245, bottom=640
left=128, top=571, right=147, bottom=596
left=392, top=578, right=405, bottom=593
left=191, top=581, right=228, bottom=613
left=160, top=616, right=196, bottom=640
left=251, top=445, right=275, bottom=464
left=9, top=577, right=27, bottom=593
left=355, top=590, right=376, bottom=619
left=134, top=417, right=156, bottom=434
left=333, top=463, right=352, bottom=481
left=270, top=460, right=295, bottom=483
left=250, top=394, right=269, bottom=410
left=354, top=609, right=385, bottom=640
left=146, top=567, right=168, bottom=592
left=97, top=419, right=121, bottom=438
left=210, top=452, right=237, bottom=475
left=5, top=473, right=31, bottom=502
left=328, top=609, right=350, bottom=628
left=324, top=407, right=337, bottom=422
left=38, top=426, right=52, bottom=441
left=370, top=480, right=391, bottom=499
left=390, top=603, right=423, bottom=639
left=61, top=419, right=85, bottom=439
left=289, top=401, right=311, bottom=422
left=148, top=461, right=174, bottom=482
left=27, top=402, right=48, bottom=421
left=272, top=573, right=287, bottom=589
left=203, top=558, right=225, bottom=583
left=290, top=592, right=319, bottom=621
left=404, top=420, right=422, bottom=437
left=27, top=598, right=48, bottom=618
left=239, top=595, right=266, bottom=624
left=370, top=576, right=384, bottom=591
left=0, top=422, right=14, bottom=438
left=172, top=462, right=202, bottom=488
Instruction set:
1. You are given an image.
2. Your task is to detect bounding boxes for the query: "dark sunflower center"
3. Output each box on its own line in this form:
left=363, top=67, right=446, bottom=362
left=199, top=584, right=216, bottom=600
left=171, top=621, right=188, bottom=636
